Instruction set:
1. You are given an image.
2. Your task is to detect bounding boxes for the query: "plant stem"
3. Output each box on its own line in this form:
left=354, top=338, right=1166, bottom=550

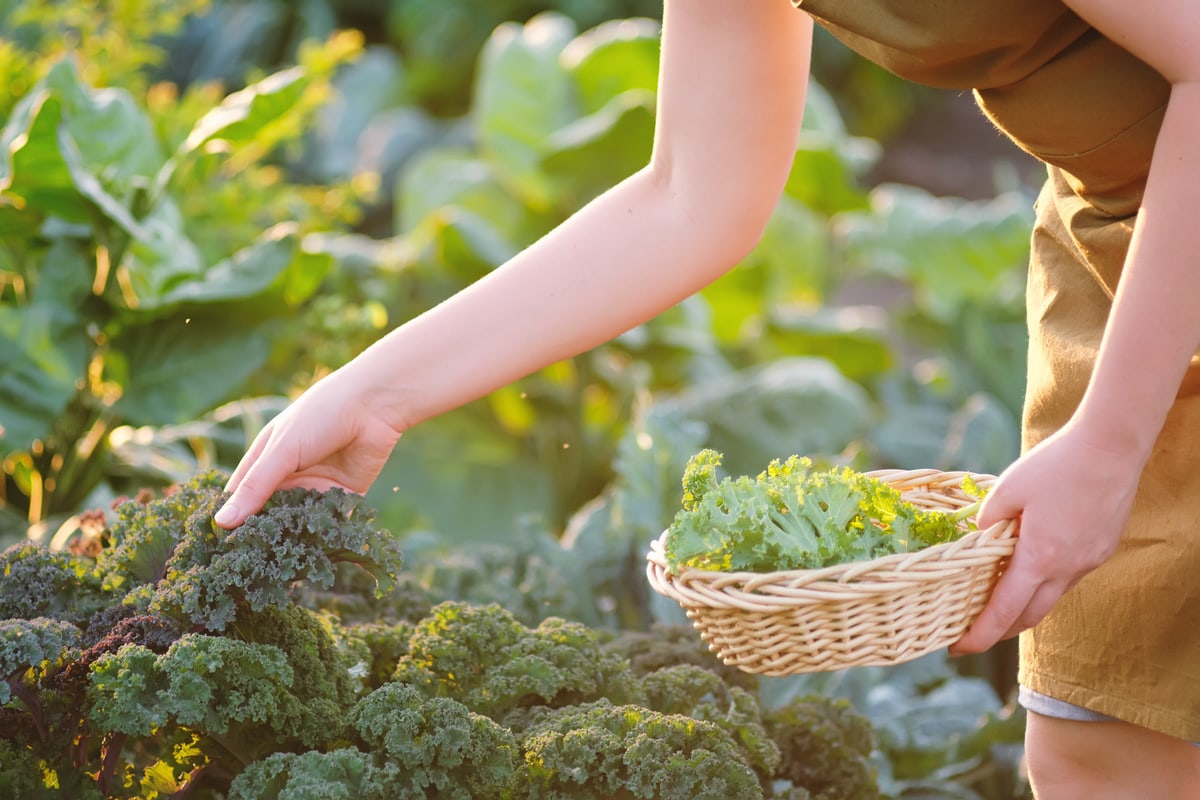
left=952, top=498, right=984, bottom=523
left=98, top=731, right=127, bottom=796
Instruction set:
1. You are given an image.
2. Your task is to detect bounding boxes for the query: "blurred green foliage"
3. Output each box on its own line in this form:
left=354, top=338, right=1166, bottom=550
left=0, top=0, right=1033, bottom=548
left=0, top=2, right=374, bottom=536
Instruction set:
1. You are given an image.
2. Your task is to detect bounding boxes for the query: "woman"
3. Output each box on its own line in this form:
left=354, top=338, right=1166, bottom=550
left=215, top=2, right=1200, bottom=796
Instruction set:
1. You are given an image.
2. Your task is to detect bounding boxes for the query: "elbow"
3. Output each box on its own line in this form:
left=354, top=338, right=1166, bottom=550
left=645, top=154, right=786, bottom=272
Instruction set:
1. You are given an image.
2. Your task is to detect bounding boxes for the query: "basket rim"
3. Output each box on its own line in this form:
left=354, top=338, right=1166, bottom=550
left=645, top=467, right=1018, bottom=605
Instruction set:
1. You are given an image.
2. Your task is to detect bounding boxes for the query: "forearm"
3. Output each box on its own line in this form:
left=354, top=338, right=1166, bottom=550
left=1073, top=82, right=1200, bottom=458
left=340, top=0, right=812, bottom=433
left=350, top=165, right=773, bottom=430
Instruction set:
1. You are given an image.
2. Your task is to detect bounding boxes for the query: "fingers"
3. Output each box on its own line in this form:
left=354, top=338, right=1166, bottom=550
left=949, top=564, right=1033, bottom=655
left=215, top=428, right=298, bottom=530
left=948, top=548, right=1066, bottom=655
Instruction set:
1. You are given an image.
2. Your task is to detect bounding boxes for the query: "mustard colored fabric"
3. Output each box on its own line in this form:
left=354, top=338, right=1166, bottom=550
left=793, top=0, right=1200, bottom=739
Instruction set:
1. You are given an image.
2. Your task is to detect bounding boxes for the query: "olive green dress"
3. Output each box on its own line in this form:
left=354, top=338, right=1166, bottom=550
left=792, top=0, right=1200, bottom=740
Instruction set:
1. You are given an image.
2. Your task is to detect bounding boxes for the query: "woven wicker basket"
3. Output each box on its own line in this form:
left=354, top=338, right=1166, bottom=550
left=646, top=468, right=1018, bottom=676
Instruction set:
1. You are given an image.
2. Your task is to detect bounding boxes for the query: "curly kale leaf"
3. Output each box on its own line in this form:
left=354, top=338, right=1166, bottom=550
left=665, top=450, right=965, bottom=572
left=0, top=542, right=107, bottom=623
left=148, top=481, right=404, bottom=631
left=640, top=665, right=780, bottom=778
left=97, top=471, right=227, bottom=593
left=226, top=605, right=359, bottom=748
left=766, top=695, right=881, bottom=800
left=1, top=617, right=81, bottom=706
left=228, top=749, right=393, bottom=800
left=87, top=604, right=360, bottom=756
left=350, top=682, right=521, bottom=798
left=342, top=621, right=414, bottom=691
left=602, top=624, right=758, bottom=693
left=86, top=636, right=293, bottom=739
left=519, top=699, right=764, bottom=800
left=84, top=608, right=358, bottom=783
left=229, top=683, right=523, bottom=800
left=51, top=608, right=180, bottom=699
left=664, top=472, right=781, bottom=571
left=394, top=602, right=641, bottom=721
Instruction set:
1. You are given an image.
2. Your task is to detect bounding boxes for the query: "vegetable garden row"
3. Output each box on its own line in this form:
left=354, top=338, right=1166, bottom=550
left=2, top=1, right=1036, bottom=797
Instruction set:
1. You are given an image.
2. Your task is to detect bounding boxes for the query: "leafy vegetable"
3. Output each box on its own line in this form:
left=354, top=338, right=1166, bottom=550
left=349, top=682, right=521, bottom=797
left=229, top=686, right=521, bottom=800
left=0, top=542, right=106, bottom=623
left=393, top=601, right=640, bottom=721
left=1, top=617, right=81, bottom=706
left=86, top=605, right=363, bottom=767
left=665, top=449, right=976, bottom=572
left=766, top=695, right=882, bottom=800
left=227, top=748, right=388, bottom=800
left=640, top=664, right=781, bottom=778
left=518, top=699, right=764, bottom=800
left=93, top=470, right=406, bottom=631
left=601, top=623, right=758, bottom=692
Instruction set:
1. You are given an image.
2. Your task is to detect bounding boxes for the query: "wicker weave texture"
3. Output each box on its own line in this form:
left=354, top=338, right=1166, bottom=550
left=645, top=469, right=1019, bottom=675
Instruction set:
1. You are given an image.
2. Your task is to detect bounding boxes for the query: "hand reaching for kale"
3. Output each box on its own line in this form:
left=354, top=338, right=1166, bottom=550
left=215, top=367, right=404, bottom=530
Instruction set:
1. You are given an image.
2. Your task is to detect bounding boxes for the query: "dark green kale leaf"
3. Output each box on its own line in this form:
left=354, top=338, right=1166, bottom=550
left=766, top=695, right=881, bottom=800
left=228, top=748, right=393, bottom=800
left=640, top=664, right=780, bottom=779
left=226, top=605, right=360, bottom=749
left=142, top=477, right=404, bottom=631
left=518, top=699, right=764, bottom=800
left=350, top=682, right=521, bottom=797
left=0, top=542, right=107, bottom=623
left=87, top=604, right=359, bottom=758
left=228, top=683, right=524, bottom=800
left=85, top=636, right=289, bottom=739
left=394, top=602, right=641, bottom=721
left=96, top=471, right=227, bottom=593
left=1, top=617, right=81, bottom=706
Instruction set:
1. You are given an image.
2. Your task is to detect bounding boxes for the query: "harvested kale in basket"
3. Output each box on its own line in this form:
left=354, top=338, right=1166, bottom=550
left=663, top=450, right=982, bottom=573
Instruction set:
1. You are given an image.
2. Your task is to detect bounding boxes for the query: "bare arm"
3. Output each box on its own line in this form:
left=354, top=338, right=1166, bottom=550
left=359, top=0, right=813, bottom=429
left=1061, top=1, right=1200, bottom=456
left=217, top=1, right=814, bottom=526
left=953, top=0, right=1200, bottom=652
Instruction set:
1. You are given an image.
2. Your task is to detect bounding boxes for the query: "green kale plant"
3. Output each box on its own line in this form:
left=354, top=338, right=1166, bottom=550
left=767, top=696, right=883, bottom=800
left=0, top=472, right=405, bottom=798
left=393, top=601, right=642, bottom=721
left=517, top=699, right=764, bottom=800
left=0, top=468, right=889, bottom=799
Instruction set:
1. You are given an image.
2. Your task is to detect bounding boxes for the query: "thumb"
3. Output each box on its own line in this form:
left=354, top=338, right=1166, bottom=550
left=976, top=478, right=1023, bottom=531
